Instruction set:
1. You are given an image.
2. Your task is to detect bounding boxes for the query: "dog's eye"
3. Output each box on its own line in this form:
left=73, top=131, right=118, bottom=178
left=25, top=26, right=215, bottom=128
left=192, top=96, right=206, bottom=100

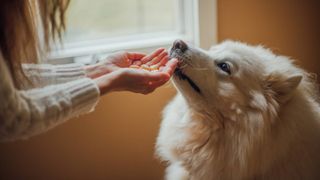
left=217, top=62, right=231, bottom=74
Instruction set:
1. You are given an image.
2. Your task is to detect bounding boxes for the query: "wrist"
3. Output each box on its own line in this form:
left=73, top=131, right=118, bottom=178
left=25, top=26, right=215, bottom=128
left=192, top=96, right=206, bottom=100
left=94, top=70, right=122, bottom=95
left=84, top=62, right=112, bottom=79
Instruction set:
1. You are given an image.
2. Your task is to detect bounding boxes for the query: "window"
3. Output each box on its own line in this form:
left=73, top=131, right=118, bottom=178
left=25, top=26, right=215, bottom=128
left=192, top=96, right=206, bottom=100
left=49, top=0, right=217, bottom=64
left=64, top=0, right=177, bottom=44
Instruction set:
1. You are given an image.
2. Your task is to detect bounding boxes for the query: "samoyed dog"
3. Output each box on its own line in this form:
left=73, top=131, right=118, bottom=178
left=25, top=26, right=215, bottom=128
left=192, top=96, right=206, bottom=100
left=156, top=40, right=320, bottom=180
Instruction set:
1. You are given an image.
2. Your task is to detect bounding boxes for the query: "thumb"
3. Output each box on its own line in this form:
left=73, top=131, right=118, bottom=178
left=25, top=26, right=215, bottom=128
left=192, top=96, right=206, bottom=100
left=161, top=58, right=178, bottom=76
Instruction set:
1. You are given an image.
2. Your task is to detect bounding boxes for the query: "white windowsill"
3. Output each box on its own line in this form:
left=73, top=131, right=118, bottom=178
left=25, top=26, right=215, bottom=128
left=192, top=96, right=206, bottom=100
left=49, top=33, right=191, bottom=59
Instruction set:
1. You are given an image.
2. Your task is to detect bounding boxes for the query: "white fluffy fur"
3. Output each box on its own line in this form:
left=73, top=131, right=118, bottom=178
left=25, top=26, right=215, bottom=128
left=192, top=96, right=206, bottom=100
left=156, top=41, right=320, bottom=180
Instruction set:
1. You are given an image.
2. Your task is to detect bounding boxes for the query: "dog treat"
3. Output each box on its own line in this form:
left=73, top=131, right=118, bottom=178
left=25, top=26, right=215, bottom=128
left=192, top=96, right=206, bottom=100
left=129, top=64, right=160, bottom=72
left=129, top=65, right=140, bottom=69
left=150, top=64, right=159, bottom=70
left=141, top=64, right=151, bottom=70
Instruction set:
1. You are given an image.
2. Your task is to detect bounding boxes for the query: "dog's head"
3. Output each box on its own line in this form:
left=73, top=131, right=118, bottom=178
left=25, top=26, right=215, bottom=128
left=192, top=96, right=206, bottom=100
left=170, top=40, right=306, bottom=122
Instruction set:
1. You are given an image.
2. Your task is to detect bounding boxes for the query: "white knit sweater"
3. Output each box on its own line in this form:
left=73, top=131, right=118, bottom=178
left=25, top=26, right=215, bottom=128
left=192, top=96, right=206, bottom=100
left=0, top=57, right=100, bottom=142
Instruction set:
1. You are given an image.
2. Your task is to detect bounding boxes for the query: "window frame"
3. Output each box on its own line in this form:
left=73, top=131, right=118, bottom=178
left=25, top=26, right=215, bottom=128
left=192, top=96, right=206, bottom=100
left=48, top=0, right=217, bottom=64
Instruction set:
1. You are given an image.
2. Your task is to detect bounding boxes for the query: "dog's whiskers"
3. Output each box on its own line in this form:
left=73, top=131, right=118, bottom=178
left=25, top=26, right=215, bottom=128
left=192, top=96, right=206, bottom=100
left=172, top=51, right=209, bottom=72
left=179, top=61, right=209, bottom=71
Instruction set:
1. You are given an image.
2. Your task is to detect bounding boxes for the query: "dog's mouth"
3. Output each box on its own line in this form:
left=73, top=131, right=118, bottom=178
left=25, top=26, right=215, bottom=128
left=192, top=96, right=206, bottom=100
left=170, top=49, right=201, bottom=94
left=174, top=68, right=201, bottom=94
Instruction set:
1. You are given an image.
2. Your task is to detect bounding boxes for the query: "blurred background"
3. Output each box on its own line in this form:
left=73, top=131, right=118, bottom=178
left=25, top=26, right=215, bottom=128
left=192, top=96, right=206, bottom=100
left=0, top=0, right=319, bottom=179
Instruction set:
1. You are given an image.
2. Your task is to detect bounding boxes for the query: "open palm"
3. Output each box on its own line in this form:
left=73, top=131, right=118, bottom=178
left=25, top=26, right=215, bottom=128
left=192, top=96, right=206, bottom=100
left=105, top=48, right=169, bottom=71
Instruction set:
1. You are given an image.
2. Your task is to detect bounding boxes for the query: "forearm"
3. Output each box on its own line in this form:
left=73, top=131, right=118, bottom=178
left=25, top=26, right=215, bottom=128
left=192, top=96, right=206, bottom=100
left=0, top=78, right=100, bottom=142
left=22, top=63, right=87, bottom=88
left=84, top=62, right=113, bottom=79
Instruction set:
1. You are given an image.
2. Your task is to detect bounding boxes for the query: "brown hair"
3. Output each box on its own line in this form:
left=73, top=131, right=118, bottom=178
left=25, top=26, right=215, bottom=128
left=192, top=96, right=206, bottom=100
left=0, top=0, right=70, bottom=88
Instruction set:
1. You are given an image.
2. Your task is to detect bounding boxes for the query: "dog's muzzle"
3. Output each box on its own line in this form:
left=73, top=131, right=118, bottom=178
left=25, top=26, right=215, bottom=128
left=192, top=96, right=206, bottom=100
left=170, top=40, right=201, bottom=94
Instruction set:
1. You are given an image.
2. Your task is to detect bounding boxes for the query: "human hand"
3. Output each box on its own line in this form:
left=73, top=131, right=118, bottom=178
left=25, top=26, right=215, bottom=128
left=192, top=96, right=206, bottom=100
left=85, top=48, right=168, bottom=79
left=94, top=58, right=178, bottom=95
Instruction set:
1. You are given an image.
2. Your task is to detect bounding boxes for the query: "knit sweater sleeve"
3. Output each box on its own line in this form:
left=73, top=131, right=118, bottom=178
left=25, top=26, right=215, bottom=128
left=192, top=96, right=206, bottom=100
left=0, top=59, right=100, bottom=142
left=22, top=63, right=87, bottom=88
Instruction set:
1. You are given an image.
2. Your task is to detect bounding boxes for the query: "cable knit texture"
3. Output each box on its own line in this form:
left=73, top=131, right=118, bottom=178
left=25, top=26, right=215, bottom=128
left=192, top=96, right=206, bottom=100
left=0, top=57, right=100, bottom=142
left=21, top=63, right=87, bottom=89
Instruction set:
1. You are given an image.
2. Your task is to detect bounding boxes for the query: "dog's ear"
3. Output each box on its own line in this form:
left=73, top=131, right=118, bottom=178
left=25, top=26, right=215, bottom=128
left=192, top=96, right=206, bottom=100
left=265, top=74, right=302, bottom=103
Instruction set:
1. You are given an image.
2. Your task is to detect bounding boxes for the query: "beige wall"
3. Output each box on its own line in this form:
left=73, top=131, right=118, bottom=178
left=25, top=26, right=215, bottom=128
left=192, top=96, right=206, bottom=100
left=1, top=1, right=319, bottom=179
left=218, top=0, right=320, bottom=76
left=0, top=88, right=176, bottom=180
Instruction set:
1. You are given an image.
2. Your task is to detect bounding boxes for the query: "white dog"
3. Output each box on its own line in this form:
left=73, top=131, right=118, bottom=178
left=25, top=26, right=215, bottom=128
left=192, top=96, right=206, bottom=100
left=156, top=40, right=320, bottom=180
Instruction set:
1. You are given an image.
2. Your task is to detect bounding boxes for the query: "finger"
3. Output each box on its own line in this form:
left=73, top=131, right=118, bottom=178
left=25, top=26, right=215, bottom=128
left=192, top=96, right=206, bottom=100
left=141, top=48, right=165, bottom=64
left=156, top=55, right=169, bottom=68
left=132, top=60, right=142, bottom=66
left=161, top=58, right=178, bottom=76
left=148, top=55, right=168, bottom=70
left=146, top=51, right=168, bottom=65
left=159, top=57, right=176, bottom=71
left=127, top=52, right=146, bottom=60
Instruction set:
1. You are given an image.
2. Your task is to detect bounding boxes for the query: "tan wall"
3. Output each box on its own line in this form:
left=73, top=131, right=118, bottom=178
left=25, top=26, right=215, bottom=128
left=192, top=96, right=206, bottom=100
left=0, top=88, right=176, bottom=180
left=218, top=0, right=320, bottom=75
left=1, top=1, right=319, bottom=180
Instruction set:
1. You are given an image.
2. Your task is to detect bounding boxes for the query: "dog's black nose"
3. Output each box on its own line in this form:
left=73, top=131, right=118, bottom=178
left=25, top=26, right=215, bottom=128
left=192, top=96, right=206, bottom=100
left=172, top=39, right=188, bottom=52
